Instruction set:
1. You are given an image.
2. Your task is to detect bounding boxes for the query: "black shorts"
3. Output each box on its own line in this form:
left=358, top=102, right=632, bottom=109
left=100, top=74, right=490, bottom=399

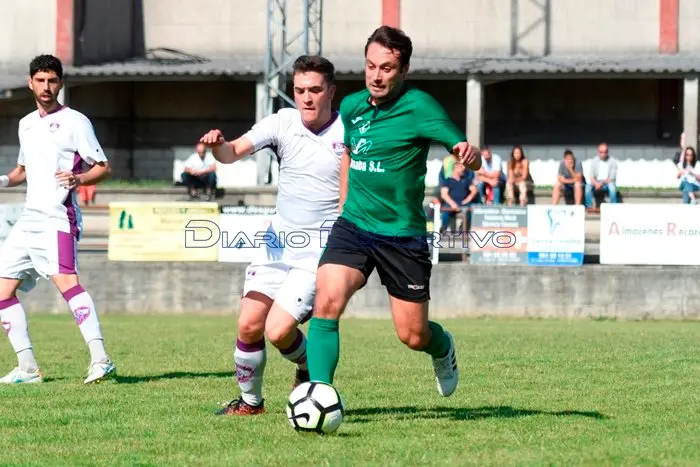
left=319, top=217, right=432, bottom=302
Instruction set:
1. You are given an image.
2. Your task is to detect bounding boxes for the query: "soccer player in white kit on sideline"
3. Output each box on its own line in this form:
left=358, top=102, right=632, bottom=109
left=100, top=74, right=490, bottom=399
left=199, top=55, right=344, bottom=416
left=0, top=55, right=117, bottom=385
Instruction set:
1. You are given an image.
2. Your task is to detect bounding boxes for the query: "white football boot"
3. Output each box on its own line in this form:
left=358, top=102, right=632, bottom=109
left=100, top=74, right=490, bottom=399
left=84, top=358, right=117, bottom=385
left=431, top=331, right=459, bottom=397
left=0, top=367, right=42, bottom=384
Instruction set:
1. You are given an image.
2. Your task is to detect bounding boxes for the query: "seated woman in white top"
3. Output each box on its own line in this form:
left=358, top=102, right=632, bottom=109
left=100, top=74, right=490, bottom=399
left=677, top=146, right=700, bottom=204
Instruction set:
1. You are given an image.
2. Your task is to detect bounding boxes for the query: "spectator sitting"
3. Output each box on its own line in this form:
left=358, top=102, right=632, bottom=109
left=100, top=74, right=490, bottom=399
left=439, top=161, right=478, bottom=234
left=585, top=142, right=618, bottom=208
left=677, top=146, right=700, bottom=204
left=182, top=142, right=217, bottom=201
left=552, top=149, right=584, bottom=205
left=505, top=145, right=533, bottom=206
left=476, top=146, right=504, bottom=205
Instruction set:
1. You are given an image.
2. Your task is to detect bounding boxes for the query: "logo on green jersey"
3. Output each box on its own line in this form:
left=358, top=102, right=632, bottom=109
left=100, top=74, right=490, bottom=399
left=351, top=137, right=372, bottom=155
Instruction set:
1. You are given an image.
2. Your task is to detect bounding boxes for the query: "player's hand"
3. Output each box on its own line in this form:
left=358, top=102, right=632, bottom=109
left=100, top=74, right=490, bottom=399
left=200, top=129, right=226, bottom=147
left=56, top=171, right=80, bottom=189
left=453, top=142, right=479, bottom=168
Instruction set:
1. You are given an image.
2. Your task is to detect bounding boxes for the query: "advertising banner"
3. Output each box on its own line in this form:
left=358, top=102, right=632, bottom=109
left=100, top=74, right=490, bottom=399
left=108, top=202, right=220, bottom=261
left=526, top=205, right=586, bottom=266
left=469, top=206, right=528, bottom=265
left=600, top=203, right=700, bottom=265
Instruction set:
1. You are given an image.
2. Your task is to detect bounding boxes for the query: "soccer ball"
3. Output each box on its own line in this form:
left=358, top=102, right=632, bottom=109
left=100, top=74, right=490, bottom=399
left=286, top=381, right=345, bottom=434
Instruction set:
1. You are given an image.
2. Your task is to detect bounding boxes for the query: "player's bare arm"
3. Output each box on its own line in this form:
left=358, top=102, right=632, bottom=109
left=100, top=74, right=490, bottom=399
left=0, top=165, right=27, bottom=188
left=200, top=129, right=255, bottom=164
left=55, top=163, right=109, bottom=189
left=56, top=161, right=111, bottom=190
left=339, top=148, right=351, bottom=213
left=79, top=161, right=111, bottom=186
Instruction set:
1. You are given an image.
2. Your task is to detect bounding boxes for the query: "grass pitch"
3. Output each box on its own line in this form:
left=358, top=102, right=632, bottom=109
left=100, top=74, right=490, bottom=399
left=0, top=315, right=698, bottom=466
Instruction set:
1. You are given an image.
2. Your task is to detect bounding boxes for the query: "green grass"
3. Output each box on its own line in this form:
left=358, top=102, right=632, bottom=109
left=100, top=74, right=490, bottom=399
left=1, top=315, right=699, bottom=466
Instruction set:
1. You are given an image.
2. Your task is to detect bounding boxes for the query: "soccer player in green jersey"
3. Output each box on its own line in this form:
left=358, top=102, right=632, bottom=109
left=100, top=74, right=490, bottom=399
left=306, top=26, right=482, bottom=397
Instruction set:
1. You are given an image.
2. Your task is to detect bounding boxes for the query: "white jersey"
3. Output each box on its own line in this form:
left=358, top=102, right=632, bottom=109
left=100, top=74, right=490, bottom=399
left=244, top=108, right=344, bottom=232
left=17, top=106, right=107, bottom=238
left=242, top=108, right=345, bottom=271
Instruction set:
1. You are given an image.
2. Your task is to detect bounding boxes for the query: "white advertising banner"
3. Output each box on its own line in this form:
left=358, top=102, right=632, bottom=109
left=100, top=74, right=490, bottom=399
left=217, top=205, right=277, bottom=263
left=600, top=203, right=700, bottom=265
left=526, top=205, right=586, bottom=266
left=0, top=204, right=24, bottom=245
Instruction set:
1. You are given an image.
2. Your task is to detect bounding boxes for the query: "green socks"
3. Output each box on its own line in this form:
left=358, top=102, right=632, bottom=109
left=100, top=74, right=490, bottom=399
left=422, top=321, right=451, bottom=359
left=306, top=318, right=448, bottom=384
left=307, top=317, right=340, bottom=384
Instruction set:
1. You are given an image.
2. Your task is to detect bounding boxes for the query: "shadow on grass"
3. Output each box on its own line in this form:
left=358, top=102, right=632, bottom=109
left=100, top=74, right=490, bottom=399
left=115, top=371, right=233, bottom=384
left=345, top=406, right=608, bottom=423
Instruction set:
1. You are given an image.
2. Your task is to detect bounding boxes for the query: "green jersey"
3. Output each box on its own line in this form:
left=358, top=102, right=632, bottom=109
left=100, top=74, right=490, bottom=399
left=339, top=85, right=466, bottom=236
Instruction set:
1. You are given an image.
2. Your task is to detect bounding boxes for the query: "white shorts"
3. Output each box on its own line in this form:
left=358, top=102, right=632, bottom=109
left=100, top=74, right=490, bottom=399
left=0, top=221, right=78, bottom=292
left=243, top=262, right=316, bottom=324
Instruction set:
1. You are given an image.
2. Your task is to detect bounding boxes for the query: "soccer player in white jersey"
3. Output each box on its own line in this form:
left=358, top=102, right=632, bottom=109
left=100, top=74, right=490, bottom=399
left=0, top=55, right=117, bottom=384
left=199, top=55, right=344, bottom=416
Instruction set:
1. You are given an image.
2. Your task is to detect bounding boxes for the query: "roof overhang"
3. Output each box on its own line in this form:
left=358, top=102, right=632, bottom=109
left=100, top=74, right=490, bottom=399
left=4, top=53, right=700, bottom=96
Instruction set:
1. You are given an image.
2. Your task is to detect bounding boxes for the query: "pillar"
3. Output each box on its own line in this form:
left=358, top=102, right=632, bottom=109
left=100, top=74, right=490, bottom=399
left=466, top=75, right=484, bottom=148
left=382, top=0, right=400, bottom=28
left=255, top=77, right=272, bottom=185
left=659, top=0, right=679, bottom=54
left=683, top=75, right=698, bottom=151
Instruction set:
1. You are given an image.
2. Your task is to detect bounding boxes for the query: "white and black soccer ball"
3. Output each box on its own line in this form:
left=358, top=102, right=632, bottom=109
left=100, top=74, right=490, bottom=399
left=286, top=381, right=345, bottom=434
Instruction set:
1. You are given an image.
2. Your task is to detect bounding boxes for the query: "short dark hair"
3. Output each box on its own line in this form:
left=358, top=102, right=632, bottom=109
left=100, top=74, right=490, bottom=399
left=29, top=54, right=63, bottom=79
left=364, top=26, right=413, bottom=68
left=564, top=149, right=574, bottom=157
left=292, top=55, right=335, bottom=85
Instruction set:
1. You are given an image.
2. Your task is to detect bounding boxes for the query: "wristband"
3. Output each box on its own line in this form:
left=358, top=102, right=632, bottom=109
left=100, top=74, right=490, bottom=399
left=0, top=175, right=9, bottom=188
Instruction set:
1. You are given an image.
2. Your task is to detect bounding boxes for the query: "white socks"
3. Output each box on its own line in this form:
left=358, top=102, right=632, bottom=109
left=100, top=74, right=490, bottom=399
left=62, top=285, right=108, bottom=364
left=278, top=329, right=308, bottom=371
left=0, top=297, right=39, bottom=373
left=1, top=285, right=108, bottom=373
left=234, top=338, right=267, bottom=406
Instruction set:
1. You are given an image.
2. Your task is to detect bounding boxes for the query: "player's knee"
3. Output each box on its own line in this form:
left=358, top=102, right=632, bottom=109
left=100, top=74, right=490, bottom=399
left=313, top=291, right=344, bottom=319
left=265, top=320, right=296, bottom=348
left=237, top=314, right=265, bottom=342
left=396, top=327, right=430, bottom=351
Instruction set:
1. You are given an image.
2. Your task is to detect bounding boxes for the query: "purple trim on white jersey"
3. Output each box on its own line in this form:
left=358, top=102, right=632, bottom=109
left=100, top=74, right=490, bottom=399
left=57, top=230, right=77, bottom=274
left=62, top=152, right=84, bottom=238
left=307, top=110, right=339, bottom=136
left=39, top=105, right=67, bottom=118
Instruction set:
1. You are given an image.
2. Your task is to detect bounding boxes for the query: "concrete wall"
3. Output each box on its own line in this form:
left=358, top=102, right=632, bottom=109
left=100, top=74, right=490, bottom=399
left=141, top=0, right=379, bottom=58
left=679, top=0, right=700, bottom=51
left=18, top=253, right=700, bottom=320
left=4, top=0, right=700, bottom=69
left=138, top=0, right=700, bottom=59
left=402, top=0, right=662, bottom=56
left=0, top=0, right=56, bottom=66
